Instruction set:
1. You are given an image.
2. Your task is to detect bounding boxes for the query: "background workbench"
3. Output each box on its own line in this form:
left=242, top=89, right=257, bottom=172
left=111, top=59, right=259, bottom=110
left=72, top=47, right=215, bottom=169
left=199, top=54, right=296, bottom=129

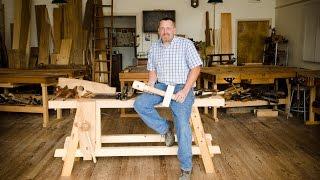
left=200, top=65, right=298, bottom=120
left=119, top=67, right=148, bottom=117
left=0, top=68, right=87, bottom=127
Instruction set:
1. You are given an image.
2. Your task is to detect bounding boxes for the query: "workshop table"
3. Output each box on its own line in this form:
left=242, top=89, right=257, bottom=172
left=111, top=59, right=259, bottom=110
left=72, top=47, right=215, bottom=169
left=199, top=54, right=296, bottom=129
left=0, top=74, right=60, bottom=127
left=119, top=71, right=148, bottom=117
left=200, top=65, right=298, bottom=121
left=0, top=68, right=87, bottom=127
left=0, top=68, right=86, bottom=77
left=119, top=65, right=299, bottom=121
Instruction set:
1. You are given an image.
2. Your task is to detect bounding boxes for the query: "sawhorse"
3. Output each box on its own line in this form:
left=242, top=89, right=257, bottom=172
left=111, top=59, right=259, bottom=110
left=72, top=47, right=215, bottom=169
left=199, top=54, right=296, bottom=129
left=48, top=97, right=225, bottom=176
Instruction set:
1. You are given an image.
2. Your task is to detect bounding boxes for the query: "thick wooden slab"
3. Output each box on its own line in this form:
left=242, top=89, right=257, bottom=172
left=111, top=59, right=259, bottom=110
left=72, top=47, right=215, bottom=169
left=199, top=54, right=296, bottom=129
left=48, top=96, right=225, bottom=109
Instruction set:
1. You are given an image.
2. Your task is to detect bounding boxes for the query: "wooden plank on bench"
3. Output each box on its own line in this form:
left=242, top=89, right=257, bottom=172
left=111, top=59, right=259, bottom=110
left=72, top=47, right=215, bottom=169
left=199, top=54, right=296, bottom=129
left=48, top=96, right=225, bottom=109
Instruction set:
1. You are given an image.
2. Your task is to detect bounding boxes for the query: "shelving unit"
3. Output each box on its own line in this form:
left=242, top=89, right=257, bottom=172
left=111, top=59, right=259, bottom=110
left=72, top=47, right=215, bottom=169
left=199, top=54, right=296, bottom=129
left=112, top=28, right=135, bottom=47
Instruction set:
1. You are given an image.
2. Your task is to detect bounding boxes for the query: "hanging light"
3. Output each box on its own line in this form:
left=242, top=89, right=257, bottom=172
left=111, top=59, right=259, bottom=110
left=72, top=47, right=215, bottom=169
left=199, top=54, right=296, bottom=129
left=52, top=0, right=67, bottom=4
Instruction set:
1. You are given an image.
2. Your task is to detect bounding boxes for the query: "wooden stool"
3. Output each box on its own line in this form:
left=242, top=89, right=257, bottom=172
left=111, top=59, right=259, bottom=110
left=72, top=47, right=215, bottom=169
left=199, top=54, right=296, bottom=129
left=289, top=86, right=309, bottom=121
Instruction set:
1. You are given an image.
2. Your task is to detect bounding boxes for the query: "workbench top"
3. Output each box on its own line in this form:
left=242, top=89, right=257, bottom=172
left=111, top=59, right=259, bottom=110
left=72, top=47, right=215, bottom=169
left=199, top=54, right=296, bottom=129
left=48, top=96, right=225, bottom=109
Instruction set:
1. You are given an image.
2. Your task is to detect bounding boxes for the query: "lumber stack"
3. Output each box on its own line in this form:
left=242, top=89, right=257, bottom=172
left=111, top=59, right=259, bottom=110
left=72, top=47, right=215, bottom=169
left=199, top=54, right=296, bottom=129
left=9, top=0, right=31, bottom=68
left=63, top=0, right=87, bottom=65
left=7, top=1, right=90, bottom=69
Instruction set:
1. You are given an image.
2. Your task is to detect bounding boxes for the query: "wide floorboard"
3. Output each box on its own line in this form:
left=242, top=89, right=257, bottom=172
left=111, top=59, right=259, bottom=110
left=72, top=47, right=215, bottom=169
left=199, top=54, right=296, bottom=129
left=0, top=109, right=319, bottom=180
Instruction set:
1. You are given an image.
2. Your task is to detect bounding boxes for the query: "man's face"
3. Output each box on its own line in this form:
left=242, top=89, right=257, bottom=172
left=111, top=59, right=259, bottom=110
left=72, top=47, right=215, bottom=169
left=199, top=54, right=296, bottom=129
left=158, top=20, right=176, bottom=43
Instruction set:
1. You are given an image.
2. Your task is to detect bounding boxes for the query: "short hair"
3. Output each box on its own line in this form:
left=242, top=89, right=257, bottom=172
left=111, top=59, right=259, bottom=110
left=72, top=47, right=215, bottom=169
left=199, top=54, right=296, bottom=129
left=158, top=17, right=175, bottom=27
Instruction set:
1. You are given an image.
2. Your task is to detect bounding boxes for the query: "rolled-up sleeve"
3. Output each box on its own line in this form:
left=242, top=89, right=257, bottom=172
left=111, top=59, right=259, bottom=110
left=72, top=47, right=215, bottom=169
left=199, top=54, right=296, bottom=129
left=186, top=41, right=203, bottom=69
left=147, top=47, right=156, bottom=71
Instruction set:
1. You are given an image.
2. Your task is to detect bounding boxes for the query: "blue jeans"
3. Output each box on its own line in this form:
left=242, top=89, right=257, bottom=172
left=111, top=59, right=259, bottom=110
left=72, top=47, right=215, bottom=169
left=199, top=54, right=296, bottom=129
left=133, top=82, right=195, bottom=171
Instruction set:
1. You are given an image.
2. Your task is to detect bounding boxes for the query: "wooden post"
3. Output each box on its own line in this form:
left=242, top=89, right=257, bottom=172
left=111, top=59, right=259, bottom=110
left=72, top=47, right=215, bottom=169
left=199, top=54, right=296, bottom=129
left=285, top=79, right=291, bottom=114
left=57, top=109, right=62, bottom=119
left=306, top=85, right=318, bottom=125
left=190, top=107, right=215, bottom=174
left=61, top=100, right=97, bottom=176
left=204, top=79, right=209, bottom=114
left=61, top=108, right=81, bottom=176
left=212, top=83, right=219, bottom=122
left=120, top=81, right=125, bottom=116
left=41, top=84, right=49, bottom=127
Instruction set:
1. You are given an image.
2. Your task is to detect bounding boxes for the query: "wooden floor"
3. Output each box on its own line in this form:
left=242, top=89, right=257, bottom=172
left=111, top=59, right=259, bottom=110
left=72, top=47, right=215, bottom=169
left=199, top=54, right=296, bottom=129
left=0, top=109, right=320, bottom=180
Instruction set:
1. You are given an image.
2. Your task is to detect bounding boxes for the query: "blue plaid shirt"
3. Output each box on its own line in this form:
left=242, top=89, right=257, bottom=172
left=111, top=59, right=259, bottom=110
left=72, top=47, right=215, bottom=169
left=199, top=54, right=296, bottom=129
left=147, top=36, right=203, bottom=85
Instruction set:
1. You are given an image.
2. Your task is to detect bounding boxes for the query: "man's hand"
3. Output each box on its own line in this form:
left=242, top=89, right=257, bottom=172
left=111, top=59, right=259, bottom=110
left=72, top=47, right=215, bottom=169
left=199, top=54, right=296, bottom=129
left=147, top=81, right=156, bottom=87
left=174, top=88, right=189, bottom=103
left=173, top=66, right=200, bottom=103
left=148, top=71, right=157, bottom=87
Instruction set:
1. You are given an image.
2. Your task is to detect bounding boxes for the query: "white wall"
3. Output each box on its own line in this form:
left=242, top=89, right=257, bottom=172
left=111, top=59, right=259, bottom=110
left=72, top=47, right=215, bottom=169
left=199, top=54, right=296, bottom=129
left=276, top=0, right=320, bottom=70
left=111, top=0, right=275, bottom=56
left=3, top=0, right=275, bottom=58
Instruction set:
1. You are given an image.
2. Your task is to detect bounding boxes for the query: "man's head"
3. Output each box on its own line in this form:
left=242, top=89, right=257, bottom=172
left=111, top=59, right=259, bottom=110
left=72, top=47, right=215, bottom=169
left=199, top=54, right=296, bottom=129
left=158, top=17, right=176, bottom=44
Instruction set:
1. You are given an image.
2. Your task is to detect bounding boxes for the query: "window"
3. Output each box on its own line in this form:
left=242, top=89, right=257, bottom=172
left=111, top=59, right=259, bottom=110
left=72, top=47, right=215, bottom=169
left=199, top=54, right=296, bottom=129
left=302, top=1, right=320, bottom=63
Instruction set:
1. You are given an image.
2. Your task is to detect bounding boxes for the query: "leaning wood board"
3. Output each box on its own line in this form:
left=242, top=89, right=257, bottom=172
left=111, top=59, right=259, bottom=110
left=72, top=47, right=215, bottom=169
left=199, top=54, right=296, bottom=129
left=221, top=13, right=232, bottom=54
left=237, top=20, right=269, bottom=64
left=38, top=6, right=51, bottom=64
left=56, top=39, right=73, bottom=65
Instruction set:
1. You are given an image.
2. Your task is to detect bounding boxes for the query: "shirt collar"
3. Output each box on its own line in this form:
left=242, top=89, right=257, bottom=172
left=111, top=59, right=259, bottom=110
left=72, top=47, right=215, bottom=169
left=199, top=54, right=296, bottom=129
left=159, top=36, right=178, bottom=47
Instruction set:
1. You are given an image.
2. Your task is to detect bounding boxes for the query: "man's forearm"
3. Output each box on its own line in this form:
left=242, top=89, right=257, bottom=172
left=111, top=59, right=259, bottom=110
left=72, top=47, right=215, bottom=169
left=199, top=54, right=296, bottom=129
left=183, top=66, right=201, bottom=92
left=148, top=71, right=157, bottom=86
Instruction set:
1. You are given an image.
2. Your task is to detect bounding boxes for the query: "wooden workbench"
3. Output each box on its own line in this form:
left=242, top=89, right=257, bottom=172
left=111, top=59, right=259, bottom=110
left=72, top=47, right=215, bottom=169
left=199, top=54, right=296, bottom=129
left=119, top=69, right=148, bottom=117
left=0, top=74, right=59, bottom=127
left=200, top=65, right=298, bottom=121
left=0, top=67, right=87, bottom=78
left=0, top=68, right=87, bottom=127
left=48, top=96, right=225, bottom=176
left=119, top=65, right=302, bottom=121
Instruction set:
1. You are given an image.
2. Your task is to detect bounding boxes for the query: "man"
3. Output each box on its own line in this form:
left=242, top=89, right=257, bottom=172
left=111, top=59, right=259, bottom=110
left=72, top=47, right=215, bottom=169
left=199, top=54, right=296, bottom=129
left=134, top=17, right=202, bottom=180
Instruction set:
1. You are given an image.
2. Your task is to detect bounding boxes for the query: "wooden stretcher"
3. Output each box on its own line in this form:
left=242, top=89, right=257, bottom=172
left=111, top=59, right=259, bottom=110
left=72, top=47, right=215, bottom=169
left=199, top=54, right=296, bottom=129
left=48, top=96, right=225, bottom=176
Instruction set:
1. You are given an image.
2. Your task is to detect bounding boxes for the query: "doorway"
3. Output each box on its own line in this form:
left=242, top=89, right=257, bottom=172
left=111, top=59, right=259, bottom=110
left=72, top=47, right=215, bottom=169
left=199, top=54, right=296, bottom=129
left=105, top=16, right=136, bottom=69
